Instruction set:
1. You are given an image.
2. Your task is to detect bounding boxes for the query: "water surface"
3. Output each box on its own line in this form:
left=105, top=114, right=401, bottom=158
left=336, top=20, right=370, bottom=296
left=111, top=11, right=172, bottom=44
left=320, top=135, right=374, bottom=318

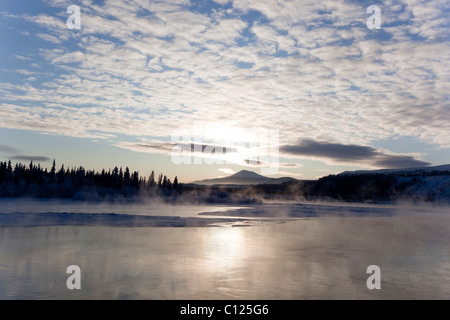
left=0, top=200, right=449, bottom=299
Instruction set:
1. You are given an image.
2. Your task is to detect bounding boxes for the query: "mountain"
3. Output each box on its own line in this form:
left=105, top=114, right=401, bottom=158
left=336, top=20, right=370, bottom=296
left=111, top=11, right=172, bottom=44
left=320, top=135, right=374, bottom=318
left=338, top=164, right=450, bottom=176
left=319, top=164, right=450, bottom=202
left=191, top=170, right=297, bottom=185
left=190, top=165, right=450, bottom=202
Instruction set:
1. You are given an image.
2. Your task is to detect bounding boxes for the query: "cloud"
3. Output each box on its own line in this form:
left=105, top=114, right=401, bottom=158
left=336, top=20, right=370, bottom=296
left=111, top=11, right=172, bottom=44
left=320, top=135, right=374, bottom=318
left=10, top=155, right=51, bottom=162
left=36, top=33, right=62, bottom=44
left=118, top=140, right=281, bottom=170
left=244, top=159, right=262, bottom=166
left=276, top=170, right=304, bottom=178
left=175, top=143, right=238, bottom=155
left=219, top=168, right=235, bottom=174
left=118, top=141, right=238, bottom=155
left=0, top=146, right=49, bottom=163
left=13, top=55, right=32, bottom=61
left=15, top=69, right=35, bottom=75
left=0, top=0, right=449, bottom=172
left=279, top=163, right=303, bottom=168
left=117, top=142, right=177, bottom=154
left=0, top=145, right=20, bottom=154
left=281, top=139, right=431, bottom=169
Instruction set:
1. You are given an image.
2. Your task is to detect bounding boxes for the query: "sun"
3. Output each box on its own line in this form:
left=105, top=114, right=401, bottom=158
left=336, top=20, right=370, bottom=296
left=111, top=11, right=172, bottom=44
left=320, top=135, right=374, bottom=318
left=202, top=123, right=251, bottom=145
left=200, top=123, right=262, bottom=166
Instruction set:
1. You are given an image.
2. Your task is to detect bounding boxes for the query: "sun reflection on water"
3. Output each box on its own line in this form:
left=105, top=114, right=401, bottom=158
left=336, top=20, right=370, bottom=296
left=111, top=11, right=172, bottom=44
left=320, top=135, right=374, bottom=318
left=202, top=227, right=247, bottom=272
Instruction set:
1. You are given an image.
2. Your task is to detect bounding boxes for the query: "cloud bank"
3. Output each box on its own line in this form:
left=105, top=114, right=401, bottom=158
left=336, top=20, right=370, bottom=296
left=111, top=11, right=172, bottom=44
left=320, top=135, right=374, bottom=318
left=281, top=139, right=430, bottom=168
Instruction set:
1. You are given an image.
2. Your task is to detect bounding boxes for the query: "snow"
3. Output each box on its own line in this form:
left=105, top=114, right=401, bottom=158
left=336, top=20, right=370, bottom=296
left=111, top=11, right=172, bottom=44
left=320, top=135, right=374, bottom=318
left=339, top=164, right=450, bottom=176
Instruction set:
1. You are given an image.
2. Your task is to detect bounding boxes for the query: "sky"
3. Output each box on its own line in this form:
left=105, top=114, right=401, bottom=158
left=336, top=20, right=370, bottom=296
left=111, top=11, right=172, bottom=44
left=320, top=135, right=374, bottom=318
left=0, top=0, right=449, bottom=182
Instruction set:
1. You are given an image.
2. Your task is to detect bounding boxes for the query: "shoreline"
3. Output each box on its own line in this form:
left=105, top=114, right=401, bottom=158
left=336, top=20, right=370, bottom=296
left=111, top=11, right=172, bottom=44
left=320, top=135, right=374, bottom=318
left=0, top=212, right=281, bottom=228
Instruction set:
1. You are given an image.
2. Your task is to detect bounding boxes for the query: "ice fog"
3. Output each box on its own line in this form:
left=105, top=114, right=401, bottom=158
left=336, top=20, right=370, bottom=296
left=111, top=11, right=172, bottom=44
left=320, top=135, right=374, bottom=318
left=0, top=199, right=449, bottom=299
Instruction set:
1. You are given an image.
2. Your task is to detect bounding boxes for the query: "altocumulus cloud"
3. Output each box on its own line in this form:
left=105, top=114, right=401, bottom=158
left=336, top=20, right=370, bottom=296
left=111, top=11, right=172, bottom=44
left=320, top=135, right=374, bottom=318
left=0, top=0, right=449, bottom=173
left=281, top=139, right=430, bottom=169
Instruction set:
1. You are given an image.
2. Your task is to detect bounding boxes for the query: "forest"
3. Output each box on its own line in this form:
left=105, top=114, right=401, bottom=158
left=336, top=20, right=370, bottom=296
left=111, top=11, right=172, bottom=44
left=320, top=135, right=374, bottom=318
left=182, top=169, right=450, bottom=203
left=0, top=160, right=180, bottom=199
left=1, top=160, right=449, bottom=203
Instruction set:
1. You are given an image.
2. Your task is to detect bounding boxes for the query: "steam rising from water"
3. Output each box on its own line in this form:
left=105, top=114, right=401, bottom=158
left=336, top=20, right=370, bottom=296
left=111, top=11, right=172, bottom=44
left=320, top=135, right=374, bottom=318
left=0, top=199, right=449, bottom=299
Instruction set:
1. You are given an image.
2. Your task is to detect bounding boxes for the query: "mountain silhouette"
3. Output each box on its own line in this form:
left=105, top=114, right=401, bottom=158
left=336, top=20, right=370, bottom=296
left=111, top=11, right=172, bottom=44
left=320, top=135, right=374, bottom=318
left=191, top=170, right=297, bottom=185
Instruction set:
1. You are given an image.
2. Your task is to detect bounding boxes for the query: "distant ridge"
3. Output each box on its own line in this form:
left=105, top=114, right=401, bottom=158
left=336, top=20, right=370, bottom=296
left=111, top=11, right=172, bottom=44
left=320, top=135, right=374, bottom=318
left=338, top=164, right=450, bottom=176
left=315, top=164, right=450, bottom=202
left=191, top=170, right=297, bottom=185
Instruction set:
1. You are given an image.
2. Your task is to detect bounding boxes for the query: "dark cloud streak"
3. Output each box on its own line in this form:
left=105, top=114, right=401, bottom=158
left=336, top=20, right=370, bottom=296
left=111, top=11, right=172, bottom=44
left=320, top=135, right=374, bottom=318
left=281, top=139, right=431, bottom=169
left=0, top=145, right=20, bottom=154
left=132, top=142, right=238, bottom=154
left=11, top=155, right=51, bottom=162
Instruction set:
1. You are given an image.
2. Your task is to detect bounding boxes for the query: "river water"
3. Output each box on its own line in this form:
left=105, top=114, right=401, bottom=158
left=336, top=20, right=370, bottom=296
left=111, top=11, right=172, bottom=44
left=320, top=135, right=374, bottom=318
left=0, top=199, right=449, bottom=299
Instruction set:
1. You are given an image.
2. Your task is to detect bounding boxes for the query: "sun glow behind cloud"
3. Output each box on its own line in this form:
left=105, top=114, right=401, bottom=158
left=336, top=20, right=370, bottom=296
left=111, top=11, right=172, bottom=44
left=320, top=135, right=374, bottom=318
left=219, top=168, right=236, bottom=175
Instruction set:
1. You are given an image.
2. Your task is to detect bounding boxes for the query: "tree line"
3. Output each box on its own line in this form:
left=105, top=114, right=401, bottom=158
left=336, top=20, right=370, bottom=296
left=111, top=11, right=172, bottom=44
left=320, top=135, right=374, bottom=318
left=181, top=170, right=450, bottom=203
left=0, top=160, right=180, bottom=199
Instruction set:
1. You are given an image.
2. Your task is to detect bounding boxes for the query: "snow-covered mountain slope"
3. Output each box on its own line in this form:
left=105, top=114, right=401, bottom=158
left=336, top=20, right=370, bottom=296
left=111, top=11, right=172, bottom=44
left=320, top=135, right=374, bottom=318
left=339, top=164, right=450, bottom=176
left=321, top=164, right=450, bottom=202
